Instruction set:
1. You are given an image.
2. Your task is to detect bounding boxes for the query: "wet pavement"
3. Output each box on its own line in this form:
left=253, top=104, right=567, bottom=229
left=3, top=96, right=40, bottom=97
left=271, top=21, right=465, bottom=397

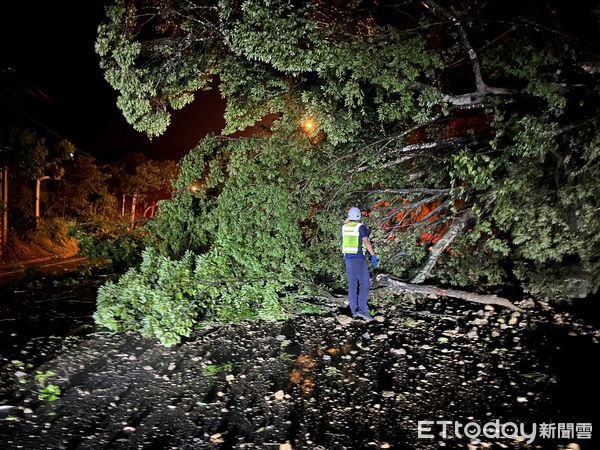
left=0, top=255, right=87, bottom=288
left=0, top=281, right=598, bottom=449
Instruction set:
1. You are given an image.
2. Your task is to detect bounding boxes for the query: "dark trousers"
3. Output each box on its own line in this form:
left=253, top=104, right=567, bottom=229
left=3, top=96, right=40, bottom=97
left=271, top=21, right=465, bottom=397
left=344, top=257, right=370, bottom=316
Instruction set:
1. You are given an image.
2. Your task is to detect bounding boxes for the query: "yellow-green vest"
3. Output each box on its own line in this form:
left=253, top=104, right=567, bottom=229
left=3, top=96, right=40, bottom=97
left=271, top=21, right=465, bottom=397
left=342, top=221, right=363, bottom=254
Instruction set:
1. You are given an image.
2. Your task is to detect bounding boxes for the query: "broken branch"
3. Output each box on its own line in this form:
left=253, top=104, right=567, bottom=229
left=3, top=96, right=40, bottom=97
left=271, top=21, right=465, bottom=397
left=411, top=210, right=473, bottom=284
left=374, top=273, right=521, bottom=311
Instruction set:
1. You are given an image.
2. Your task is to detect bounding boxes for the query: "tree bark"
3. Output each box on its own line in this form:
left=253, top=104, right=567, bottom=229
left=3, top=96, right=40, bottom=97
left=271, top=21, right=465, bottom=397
left=374, top=274, right=521, bottom=311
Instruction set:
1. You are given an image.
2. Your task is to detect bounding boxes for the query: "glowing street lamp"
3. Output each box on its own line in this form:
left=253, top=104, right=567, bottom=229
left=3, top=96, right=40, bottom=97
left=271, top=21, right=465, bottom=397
left=301, top=117, right=316, bottom=133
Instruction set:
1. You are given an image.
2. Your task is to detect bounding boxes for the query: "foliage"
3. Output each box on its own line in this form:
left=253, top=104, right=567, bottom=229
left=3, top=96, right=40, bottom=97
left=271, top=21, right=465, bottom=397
left=203, top=363, right=233, bottom=377
left=96, top=1, right=442, bottom=140
left=74, top=222, right=145, bottom=273
left=117, top=156, right=178, bottom=200
left=35, top=370, right=61, bottom=402
left=7, top=128, right=73, bottom=181
left=95, top=2, right=216, bottom=138
left=2, top=128, right=66, bottom=231
left=7, top=128, right=49, bottom=180
left=324, top=366, right=341, bottom=378
left=95, top=249, right=200, bottom=346
left=297, top=303, right=325, bottom=316
left=94, top=245, right=295, bottom=346
left=404, top=318, right=418, bottom=328
left=49, top=153, right=179, bottom=273
left=38, top=217, right=74, bottom=243
left=35, top=370, right=56, bottom=386
left=52, top=155, right=117, bottom=220
left=3, top=127, right=116, bottom=236
left=96, top=0, right=600, bottom=345
left=38, top=385, right=61, bottom=402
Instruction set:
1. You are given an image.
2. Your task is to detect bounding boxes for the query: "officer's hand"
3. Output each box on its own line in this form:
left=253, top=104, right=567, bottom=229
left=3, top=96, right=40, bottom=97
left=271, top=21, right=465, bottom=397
left=371, top=255, right=379, bottom=269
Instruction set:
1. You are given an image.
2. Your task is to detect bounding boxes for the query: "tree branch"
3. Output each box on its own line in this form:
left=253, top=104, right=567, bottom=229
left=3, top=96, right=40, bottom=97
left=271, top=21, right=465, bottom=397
left=414, top=197, right=452, bottom=226
left=371, top=191, right=450, bottom=227
left=355, top=137, right=466, bottom=173
left=422, top=0, right=518, bottom=105
left=422, top=0, right=484, bottom=90
left=374, top=273, right=520, bottom=311
left=411, top=210, right=473, bottom=284
left=361, top=188, right=451, bottom=196
left=443, top=86, right=516, bottom=106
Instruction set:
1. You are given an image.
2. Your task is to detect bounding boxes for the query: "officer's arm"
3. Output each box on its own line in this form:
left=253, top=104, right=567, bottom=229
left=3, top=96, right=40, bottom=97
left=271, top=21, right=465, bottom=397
left=362, top=237, right=375, bottom=256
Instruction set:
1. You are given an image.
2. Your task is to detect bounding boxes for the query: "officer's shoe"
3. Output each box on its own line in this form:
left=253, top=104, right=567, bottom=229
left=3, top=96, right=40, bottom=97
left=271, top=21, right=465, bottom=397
left=356, top=312, right=374, bottom=322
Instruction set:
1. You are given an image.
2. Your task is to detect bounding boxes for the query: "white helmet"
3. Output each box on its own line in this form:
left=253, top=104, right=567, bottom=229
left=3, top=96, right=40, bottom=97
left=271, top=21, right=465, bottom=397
left=347, top=207, right=361, bottom=221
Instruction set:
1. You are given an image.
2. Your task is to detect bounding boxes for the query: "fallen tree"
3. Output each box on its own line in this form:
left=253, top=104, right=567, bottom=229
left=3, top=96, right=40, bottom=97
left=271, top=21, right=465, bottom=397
left=374, top=274, right=521, bottom=311
left=93, top=0, right=599, bottom=345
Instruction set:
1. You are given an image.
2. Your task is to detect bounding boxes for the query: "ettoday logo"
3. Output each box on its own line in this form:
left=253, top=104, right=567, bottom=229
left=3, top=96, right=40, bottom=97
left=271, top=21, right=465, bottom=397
left=417, top=420, right=592, bottom=443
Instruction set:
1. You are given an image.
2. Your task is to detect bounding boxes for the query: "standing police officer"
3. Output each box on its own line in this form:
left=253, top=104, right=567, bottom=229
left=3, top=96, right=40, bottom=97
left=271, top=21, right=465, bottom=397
left=342, top=207, right=379, bottom=321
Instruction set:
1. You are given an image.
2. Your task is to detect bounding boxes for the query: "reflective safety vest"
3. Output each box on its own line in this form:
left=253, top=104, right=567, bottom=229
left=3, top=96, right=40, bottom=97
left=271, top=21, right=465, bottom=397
left=342, top=222, right=363, bottom=254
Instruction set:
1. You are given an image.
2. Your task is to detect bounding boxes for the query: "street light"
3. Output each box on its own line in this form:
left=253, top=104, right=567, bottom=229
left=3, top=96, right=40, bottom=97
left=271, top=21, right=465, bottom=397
left=301, top=117, right=316, bottom=133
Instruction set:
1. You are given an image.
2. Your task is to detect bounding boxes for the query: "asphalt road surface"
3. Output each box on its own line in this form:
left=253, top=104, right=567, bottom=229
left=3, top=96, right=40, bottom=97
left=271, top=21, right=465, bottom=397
left=0, top=255, right=87, bottom=287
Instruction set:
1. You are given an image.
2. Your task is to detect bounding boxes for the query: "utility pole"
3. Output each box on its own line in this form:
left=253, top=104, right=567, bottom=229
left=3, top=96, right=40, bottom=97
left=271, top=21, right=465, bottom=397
left=35, top=175, right=50, bottom=228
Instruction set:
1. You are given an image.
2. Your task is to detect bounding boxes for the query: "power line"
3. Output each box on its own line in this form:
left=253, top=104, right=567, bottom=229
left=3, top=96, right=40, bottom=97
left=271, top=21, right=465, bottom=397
left=1, top=67, right=104, bottom=162
left=1, top=96, right=102, bottom=162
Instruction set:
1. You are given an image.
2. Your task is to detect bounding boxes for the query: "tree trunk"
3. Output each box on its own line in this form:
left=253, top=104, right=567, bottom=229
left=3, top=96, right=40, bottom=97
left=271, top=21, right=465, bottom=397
left=373, top=273, right=520, bottom=311
left=143, top=202, right=157, bottom=219
left=121, top=194, right=126, bottom=217
left=130, top=192, right=137, bottom=229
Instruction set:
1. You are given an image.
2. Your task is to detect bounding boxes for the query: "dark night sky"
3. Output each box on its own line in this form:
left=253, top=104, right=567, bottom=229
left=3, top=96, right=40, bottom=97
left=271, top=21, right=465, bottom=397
left=1, top=1, right=226, bottom=161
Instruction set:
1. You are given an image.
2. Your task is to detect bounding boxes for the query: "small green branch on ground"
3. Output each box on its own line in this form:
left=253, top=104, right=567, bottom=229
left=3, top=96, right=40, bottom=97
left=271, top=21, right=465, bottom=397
left=203, top=363, right=233, bottom=377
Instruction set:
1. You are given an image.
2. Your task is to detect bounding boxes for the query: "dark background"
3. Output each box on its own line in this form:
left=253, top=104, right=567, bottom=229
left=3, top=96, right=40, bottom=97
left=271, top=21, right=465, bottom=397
left=0, top=0, right=226, bottom=161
